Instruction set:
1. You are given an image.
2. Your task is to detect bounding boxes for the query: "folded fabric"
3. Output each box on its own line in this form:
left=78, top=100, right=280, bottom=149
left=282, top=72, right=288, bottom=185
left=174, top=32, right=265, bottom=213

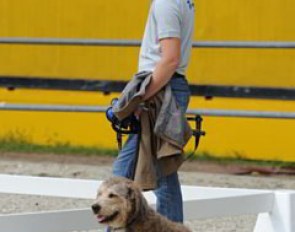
left=113, top=71, right=192, bottom=190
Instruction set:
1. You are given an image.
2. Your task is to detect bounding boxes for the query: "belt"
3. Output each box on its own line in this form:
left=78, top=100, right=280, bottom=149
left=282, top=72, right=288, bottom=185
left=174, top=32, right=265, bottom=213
left=173, top=72, right=185, bottom=79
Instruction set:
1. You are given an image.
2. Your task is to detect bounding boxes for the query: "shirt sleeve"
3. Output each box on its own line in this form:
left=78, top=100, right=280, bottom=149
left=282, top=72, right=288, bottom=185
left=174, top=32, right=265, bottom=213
left=153, top=0, right=182, bottom=40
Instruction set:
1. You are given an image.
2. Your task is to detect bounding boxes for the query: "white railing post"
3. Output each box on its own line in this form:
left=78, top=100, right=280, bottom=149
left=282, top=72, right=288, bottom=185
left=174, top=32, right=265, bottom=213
left=254, top=190, right=295, bottom=232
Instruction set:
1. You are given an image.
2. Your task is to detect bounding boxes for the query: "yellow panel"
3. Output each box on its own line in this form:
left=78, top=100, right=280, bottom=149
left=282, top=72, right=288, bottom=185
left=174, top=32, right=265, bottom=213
left=0, top=0, right=295, bottom=86
left=0, top=0, right=149, bottom=38
left=189, top=49, right=295, bottom=87
left=0, top=45, right=295, bottom=88
left=0, top=88, right=294, bottom=162
left=196, top=0, right=295, bottom=41
left=0, top=45, right=139, bottom=80
left=194, top=117, right=295, bottom=162
left=1, top=0, right=295, bottom=39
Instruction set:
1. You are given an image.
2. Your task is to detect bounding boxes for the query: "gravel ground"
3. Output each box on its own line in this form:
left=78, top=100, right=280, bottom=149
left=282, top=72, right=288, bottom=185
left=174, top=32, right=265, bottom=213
left=0, top=153, right=294, bottom=232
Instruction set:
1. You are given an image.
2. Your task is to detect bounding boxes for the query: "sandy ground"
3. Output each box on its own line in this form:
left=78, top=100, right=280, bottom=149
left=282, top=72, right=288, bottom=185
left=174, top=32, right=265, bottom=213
left=0, top=152, right=294, bottom=232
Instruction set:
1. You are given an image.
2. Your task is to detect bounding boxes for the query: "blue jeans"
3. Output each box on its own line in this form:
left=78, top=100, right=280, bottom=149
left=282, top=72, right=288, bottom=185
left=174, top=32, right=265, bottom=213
left=112, top=75, right=190, bottom=224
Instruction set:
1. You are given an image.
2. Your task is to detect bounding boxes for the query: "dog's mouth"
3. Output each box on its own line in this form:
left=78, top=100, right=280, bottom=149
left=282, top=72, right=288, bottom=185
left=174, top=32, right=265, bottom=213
left=96, top=211, right=120, bottom=224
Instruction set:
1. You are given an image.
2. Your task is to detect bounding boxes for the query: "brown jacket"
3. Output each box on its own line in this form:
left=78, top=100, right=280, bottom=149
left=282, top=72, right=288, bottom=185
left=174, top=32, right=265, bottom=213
left=113, top=72, right=192, bottom=190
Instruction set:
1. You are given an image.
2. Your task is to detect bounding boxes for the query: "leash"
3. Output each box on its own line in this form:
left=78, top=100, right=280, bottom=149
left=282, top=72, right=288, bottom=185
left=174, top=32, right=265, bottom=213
left=113, top=115, right=205, bottom=159
left=112, top=122, right=140, bottom=150
left=106, top=98, right=140, bottom=150
left=106, top=98, right=205, bottom=158
left=185, top=115, right=206, bottom=160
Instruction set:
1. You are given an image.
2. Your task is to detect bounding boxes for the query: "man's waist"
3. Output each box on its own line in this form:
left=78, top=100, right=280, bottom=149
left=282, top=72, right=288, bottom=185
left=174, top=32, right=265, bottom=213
left=138, top=63, right=187, bottom=77
left=172, top=72, right=185, bottom=79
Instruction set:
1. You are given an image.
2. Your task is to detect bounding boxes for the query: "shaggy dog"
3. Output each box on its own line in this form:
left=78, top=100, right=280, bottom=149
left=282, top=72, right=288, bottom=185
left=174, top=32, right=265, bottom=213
left=91, top=176, right=191, bottom=232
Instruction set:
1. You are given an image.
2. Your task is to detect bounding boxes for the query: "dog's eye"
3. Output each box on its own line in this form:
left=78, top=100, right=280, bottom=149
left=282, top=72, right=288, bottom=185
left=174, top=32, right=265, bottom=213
left=108, top=193, right=116, bottom=198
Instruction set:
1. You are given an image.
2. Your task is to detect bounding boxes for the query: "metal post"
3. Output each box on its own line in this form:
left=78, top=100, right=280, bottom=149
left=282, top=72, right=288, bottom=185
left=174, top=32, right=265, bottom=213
left=0, top=103, right=295, bottom=119
left=0, top=37, right=295, bottom=49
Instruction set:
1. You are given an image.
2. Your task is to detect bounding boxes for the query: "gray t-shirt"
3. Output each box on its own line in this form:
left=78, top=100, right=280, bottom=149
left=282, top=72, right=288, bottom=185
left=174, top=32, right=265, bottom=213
left=138, top=0, right=195, bottom=75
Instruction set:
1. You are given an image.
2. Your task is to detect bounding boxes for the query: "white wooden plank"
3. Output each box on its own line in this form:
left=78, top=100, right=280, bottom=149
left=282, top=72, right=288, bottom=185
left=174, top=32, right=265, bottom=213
left=0, top=174, right=286, bottom=232
left=0, top=174, right=272, bottom=201
left=183, top=192, right=274, bottom=220
left=0, top=209, right=101, bottom=232
left=0, top=174, right=100, bottom=199
left=0, top=192, right=274, bottom=232
left=181, top=186, right=273, bottom=200
left=0, top=174, right=158, bottom=204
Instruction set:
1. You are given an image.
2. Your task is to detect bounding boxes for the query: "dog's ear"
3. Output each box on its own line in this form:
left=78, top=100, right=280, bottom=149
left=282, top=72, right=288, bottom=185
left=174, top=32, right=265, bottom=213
left=126, top=183, right=137, bottom=200
left=127, top=186, right=133, bottom=199
left=132, top=186, right=148, bottom=219
left=126, top=185, right=148, bottom=226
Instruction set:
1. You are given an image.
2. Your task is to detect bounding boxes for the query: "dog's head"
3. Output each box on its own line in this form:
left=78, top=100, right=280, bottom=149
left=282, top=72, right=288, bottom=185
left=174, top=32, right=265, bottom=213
left=91, top=176, right=148, bottom=229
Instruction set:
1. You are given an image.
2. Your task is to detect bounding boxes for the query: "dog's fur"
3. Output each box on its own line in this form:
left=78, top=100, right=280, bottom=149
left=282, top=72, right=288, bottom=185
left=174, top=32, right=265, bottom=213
left=92, top=176, right=191, bottom=232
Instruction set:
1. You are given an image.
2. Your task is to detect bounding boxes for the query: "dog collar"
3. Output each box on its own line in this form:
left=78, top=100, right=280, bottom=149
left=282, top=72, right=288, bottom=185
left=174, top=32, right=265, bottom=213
left=112, top=215, right=138, bottom=231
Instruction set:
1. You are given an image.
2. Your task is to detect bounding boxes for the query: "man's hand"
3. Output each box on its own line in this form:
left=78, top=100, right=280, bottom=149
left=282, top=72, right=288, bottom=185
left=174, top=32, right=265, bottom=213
left=134, top=108, right=142, bottom=119
left=143, top=37, right=181, bottom=101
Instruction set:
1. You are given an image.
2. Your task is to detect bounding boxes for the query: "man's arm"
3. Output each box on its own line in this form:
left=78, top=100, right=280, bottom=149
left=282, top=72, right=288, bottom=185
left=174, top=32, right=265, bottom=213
left=143, top=37, right=181, bottom=101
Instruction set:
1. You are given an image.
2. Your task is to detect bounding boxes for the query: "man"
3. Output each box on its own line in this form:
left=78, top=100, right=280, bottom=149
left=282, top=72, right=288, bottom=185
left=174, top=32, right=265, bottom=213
left=112, top=0, right=195, bottom=224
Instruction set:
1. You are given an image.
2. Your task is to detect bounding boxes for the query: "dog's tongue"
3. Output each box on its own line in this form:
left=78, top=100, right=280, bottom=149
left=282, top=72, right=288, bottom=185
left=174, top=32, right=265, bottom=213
left=97, top=215, right=107, bottom=223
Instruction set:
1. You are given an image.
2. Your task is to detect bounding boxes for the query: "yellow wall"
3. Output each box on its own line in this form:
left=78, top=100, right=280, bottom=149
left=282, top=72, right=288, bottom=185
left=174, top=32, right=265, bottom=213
left=0, top=0, right=294, bottom=161
left=1, top=0, right=295, bottom=86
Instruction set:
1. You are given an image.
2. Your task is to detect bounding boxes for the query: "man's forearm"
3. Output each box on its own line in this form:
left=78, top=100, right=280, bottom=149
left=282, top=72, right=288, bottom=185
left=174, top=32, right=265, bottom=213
left=142, top=37, right=181, bottom=101
left=143, top=58, right=178, bottom=101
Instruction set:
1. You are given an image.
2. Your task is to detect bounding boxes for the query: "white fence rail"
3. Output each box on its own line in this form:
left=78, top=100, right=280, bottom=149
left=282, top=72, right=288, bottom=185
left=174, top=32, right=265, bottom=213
left=0, top=174, right=294, bottom=232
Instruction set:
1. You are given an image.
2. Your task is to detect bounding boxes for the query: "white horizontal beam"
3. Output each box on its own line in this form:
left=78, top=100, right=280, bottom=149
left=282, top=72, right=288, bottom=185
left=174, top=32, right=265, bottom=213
left=0, top=209, right=100, bottom=232
left=0, top=191, right=273, bottom=232
left=0, top=174, right=273, bottom=200
left=184, top=193, right=273, bottom=220
left=0, top=174, right=275, bottom=217
left=0, top=174, right=157, bottom=203
left=0, top=174, right=100, bottom=199
left=0, top=191, right=274, bottom=232
left=1, top=174, right=295, bottom=232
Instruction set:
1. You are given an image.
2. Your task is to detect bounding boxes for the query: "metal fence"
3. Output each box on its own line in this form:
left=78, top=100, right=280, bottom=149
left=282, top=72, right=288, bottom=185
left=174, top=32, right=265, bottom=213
left=0, top=37, right=295, bottom=119
left=0, top=103, right=295, bottom=119
left=1, top=37, right=295, bottom=49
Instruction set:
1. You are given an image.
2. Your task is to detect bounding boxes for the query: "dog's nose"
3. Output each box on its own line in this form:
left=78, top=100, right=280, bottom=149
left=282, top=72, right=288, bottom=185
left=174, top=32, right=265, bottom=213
left=91, top=203, right=101, bottom=214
